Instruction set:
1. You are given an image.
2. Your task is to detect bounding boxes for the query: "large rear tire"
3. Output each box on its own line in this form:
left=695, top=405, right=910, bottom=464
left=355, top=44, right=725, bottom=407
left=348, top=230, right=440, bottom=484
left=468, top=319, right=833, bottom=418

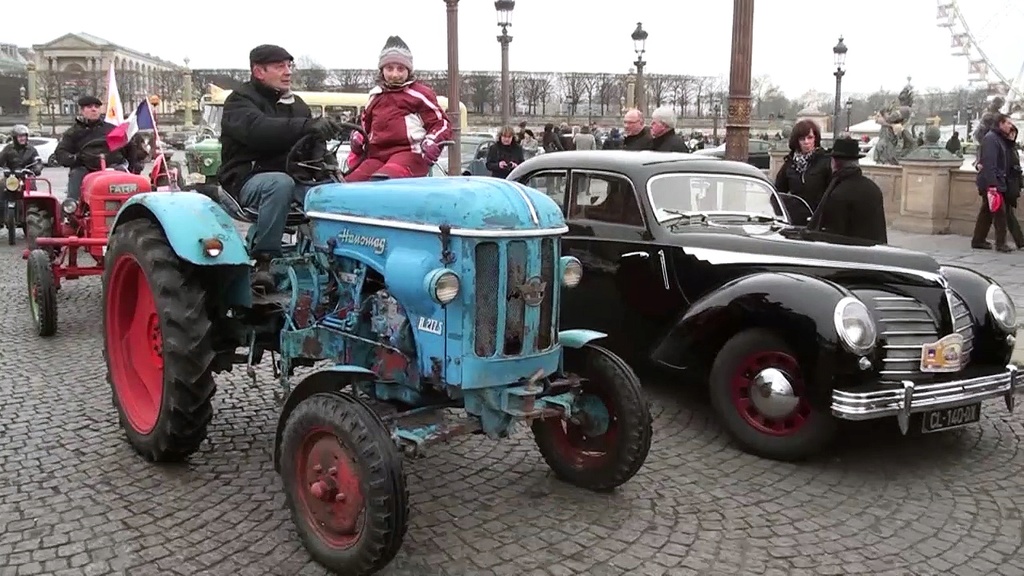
left=103, top=218, right=217, bottom=461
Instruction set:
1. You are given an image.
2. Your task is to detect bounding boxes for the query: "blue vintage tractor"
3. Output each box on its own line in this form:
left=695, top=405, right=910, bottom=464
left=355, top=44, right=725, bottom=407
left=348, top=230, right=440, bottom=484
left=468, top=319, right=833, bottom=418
left=100, top=127, right=653, bottom=575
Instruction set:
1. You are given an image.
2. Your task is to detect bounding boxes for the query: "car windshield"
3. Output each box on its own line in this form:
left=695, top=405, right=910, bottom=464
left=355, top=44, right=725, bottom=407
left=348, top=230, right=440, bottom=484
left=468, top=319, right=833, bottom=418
left=202, top=104, right=223, bottom=135
left=646, top=173, right=784, bottom=224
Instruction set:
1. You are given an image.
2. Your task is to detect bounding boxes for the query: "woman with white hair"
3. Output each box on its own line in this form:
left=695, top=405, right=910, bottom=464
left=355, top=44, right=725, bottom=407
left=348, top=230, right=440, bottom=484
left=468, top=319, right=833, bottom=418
left=648, top=106, right=690, bottom=152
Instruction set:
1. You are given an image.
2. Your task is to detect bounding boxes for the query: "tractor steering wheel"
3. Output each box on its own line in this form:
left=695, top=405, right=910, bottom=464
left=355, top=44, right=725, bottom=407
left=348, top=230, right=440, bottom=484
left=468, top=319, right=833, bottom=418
left=285, top=121, right=368, bottom=186
left=78, top=139, right=113, bottom=172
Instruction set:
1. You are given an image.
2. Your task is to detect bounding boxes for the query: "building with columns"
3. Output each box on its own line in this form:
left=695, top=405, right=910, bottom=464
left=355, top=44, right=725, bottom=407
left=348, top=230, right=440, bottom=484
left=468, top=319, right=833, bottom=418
left=30, top=32, right=182, bottom=115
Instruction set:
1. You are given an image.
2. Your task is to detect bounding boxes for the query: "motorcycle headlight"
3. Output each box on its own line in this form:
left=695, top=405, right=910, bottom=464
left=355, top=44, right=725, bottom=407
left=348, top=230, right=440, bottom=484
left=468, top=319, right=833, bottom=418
left=61, top=198, right=78, bottom=214
left=560, top=256, right=582, bottom=288
left=833, top=296, right=877, bottom=355
left=5, top=175, right=18, bottom=191
left=424, top=268, right=459, bottom=305
left=985, top=284, right=1016, bottom=331
left=203, top=157, right=214, bottom=167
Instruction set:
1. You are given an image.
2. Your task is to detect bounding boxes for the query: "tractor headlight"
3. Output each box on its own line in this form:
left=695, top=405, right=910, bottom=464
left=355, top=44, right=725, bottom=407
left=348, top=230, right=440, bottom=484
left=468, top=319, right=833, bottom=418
left=986, top=284, right=1016, bottom=331
left=61, top=198, right=78, bottom=214
left=560, top=256, right=582, bottom=288
left=424, top=268, right=460, bottom=305
left=203, top=157, right=214, bottom=167
left=833, top=296, right=877, bottom=355
left=5, top=175, right=18, bottom=191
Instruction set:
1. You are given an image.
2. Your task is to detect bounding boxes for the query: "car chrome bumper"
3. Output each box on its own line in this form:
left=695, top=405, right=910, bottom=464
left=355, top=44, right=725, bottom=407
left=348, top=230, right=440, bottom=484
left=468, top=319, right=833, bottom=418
left=831, top=364, right=1021, bottom=432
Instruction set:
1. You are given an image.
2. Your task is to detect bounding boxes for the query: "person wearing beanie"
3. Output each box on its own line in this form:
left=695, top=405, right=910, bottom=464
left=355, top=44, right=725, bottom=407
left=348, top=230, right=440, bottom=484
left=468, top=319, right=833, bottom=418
left=345, top=35, right=452, bottom=181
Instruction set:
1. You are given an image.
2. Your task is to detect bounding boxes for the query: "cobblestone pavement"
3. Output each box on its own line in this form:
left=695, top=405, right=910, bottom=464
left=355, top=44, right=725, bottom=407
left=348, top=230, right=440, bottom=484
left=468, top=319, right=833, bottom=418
left=1, top=177, right=1023, bottom=576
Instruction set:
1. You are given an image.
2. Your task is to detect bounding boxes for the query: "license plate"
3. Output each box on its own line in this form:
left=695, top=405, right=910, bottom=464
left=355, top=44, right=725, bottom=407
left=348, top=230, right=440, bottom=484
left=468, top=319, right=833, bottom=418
left=920, top=333, right=965, bottom=373
left=186, top=173, right=206, bottom=185
left=921, top=402, right=981, bottom=433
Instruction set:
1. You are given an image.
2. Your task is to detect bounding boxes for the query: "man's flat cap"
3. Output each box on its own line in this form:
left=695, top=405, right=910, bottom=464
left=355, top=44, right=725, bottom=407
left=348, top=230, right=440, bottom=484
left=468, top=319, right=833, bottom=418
left=77, top=95, right=102, bottom=107
left=249, top=44, right=294, bottom=65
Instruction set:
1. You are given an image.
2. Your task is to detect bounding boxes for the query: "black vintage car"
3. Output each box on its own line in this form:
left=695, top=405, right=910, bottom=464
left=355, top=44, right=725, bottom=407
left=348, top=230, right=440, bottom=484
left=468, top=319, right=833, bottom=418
left=507, top=151, right=1021, bottom=461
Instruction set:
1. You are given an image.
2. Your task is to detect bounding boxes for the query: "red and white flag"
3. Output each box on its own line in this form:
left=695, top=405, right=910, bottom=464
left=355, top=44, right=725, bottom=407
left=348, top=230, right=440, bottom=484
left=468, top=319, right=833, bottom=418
left=104, top=63, right=124, bottom=126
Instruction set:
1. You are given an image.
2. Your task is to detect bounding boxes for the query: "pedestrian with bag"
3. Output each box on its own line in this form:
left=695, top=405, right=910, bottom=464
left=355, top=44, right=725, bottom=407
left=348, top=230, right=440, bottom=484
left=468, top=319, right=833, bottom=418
left=971, top=113, right=1015, bottom=252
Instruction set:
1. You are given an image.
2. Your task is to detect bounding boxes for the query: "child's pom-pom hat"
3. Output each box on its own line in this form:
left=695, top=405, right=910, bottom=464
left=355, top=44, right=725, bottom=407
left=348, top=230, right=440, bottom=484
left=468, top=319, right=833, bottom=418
left=378, top=36, right=413, bottom=72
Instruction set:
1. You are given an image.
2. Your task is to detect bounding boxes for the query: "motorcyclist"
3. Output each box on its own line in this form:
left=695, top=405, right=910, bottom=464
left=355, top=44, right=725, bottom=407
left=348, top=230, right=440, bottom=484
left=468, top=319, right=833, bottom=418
left=54, top=95, right=135, bottom=200
left=218, top=44, right=343, bottom=292
left=0, top=125, right=43, bottom=227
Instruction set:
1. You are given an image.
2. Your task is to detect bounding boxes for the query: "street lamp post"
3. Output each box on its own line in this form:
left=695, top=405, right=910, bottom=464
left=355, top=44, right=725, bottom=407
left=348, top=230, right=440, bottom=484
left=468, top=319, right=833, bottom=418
left=725, top=0, right=754, bottom=162
left=713, top=102, right=721, bottom=144
left=495, top=0, right=514, bottom=127
left=966, top=105, right=975, bottom=140
left=445, top=0, right=462, bottom=175
left=845, top=97, right=853, bottom=132
left=631, top=23, right=648, bottom=115
left=182, top=57, right=193, bottom=127
left=20, top=61, right=42, bottom=133
left=832, top=36, right=847, bottom=138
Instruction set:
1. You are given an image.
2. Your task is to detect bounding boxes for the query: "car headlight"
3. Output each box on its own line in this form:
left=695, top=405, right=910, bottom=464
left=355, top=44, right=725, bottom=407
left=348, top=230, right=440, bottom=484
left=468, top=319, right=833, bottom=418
left=986, top=284, right=1016, bottom=331
left=61, top=198, right=78, bottom=214
left=424, top=268, right=460, bottom=304
left=833, top=296, right=877, bottom=354
left=560, top=256, right=582, bottom=288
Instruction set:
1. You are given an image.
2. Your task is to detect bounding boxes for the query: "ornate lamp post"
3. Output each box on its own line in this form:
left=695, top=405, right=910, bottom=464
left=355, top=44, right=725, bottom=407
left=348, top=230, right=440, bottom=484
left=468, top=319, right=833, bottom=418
left=182, top=57, right=194, bottom=127
left=630, top=23, right=648, bottom=115
left=495, top=0, right=514, bottom=127
left=725, top=0, right=754, bottom=162
left=20, top=61, right=42, bottom=133
left=845, top=97, right=853, bottom=132
left=966, top=104, right=975, bottom=139
left=713, top=102, right=721, bottom=144
left=832, top=36, right=847, bottom=138
left=445, top=0, right=462, bottom=175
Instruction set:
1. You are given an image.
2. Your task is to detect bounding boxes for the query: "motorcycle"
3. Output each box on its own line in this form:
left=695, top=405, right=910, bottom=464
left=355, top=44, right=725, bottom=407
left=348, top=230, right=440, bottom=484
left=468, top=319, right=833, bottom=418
left=2, top=168, right=39, bottom=246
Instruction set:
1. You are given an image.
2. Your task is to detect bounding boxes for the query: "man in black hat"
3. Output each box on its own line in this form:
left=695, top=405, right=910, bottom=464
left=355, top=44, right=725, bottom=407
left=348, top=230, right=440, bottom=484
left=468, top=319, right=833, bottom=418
left=218, top=44, right=342, bottom=290
left=54, top=95, right=135, bottom=200
left=806, top=137, right=887, bottom=244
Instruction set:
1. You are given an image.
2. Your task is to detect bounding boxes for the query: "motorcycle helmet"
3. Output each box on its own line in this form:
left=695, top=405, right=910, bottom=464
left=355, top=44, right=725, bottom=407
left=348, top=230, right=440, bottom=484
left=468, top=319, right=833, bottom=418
left=11, top=125, right=29, bottom=139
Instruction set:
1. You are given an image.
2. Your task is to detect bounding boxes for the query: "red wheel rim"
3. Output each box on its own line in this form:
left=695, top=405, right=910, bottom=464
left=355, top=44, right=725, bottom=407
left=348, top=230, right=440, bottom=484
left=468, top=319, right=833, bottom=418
left=106, top=254, right=163, bottom=434
left=545, top=389, right=619, bottom=470
left=730, top=350, right=811, bottom=436
left=295, top=426, right=365, bottom=549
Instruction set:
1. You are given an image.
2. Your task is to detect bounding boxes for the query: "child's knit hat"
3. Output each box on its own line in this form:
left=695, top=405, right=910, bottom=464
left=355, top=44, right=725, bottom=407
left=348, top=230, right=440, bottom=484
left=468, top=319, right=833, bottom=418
left=379, top=36, right=413, bottom=72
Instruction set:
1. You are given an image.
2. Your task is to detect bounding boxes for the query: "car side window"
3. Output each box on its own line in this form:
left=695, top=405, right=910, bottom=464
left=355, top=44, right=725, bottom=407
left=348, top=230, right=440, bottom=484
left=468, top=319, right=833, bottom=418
left=569, top=172, right=643, bottom=226
left=476, top=142, right=491, bottom=159
left=522, top=170, right=568, bottom=210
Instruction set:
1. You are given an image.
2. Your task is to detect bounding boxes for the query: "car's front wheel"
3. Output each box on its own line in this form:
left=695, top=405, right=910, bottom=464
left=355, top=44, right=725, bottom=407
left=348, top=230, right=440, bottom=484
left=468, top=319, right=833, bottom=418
left=709, top=328, right=837, bottom=461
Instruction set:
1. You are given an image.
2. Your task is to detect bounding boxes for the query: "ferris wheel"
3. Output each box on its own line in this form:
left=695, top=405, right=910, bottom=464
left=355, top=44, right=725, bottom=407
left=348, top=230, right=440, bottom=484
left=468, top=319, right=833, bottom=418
left=936, top=0, right=1024, bottom=106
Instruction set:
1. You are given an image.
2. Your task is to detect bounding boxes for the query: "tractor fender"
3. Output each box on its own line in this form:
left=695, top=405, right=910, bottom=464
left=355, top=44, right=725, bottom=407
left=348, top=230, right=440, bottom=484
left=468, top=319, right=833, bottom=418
left=273, top=365, right=378, bottom=471
left=559, top=329, right=607, bottom=349
left=112, top=191, right=250, bottom=266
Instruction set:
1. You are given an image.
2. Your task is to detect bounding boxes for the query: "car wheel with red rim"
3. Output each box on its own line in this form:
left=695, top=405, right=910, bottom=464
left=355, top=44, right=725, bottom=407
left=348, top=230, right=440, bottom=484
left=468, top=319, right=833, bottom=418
left=280, top=392, right=408, bottom=575
left=532, top=343, right=652, bottom=492
left=709, top=328, right=837, bottom=461
left=103, top=218, right=217, bottom=462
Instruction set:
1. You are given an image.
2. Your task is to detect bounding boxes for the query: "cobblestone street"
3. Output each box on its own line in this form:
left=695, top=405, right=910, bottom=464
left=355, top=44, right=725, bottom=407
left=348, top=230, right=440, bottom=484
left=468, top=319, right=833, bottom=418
left=1, top=170, right=1024, bottom=575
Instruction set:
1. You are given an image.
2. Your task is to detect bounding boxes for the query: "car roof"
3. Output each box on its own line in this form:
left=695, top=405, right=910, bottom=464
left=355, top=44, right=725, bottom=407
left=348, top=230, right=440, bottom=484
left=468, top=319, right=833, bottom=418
left=516, top=150, right=770, bottom=181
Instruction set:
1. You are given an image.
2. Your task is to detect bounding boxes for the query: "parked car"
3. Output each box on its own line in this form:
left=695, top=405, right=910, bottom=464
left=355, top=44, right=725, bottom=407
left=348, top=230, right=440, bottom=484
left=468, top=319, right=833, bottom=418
left=27, top=137, right=58, bottom=167
left=160, top=131, right=192, bottom=150
left=692, top=139, right=772, bottom=169
left=437, top=134, right=494, bottom=176
left=507, top=151, right=1022, bottom=461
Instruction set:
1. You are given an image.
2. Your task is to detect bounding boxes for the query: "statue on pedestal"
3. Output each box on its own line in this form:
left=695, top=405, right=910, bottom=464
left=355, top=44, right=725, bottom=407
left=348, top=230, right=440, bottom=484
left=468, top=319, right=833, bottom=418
left=872, top=78, right=918, bottom=165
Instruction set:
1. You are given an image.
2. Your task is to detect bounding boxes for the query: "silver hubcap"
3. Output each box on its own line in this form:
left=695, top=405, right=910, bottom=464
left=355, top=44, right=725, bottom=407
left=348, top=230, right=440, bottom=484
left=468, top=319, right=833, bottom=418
left=750, top=367, right=799, bottom=419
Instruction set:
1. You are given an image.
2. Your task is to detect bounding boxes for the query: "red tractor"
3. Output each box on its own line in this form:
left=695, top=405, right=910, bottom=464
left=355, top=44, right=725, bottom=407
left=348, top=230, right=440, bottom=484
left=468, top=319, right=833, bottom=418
left=25, top=162, right=156, bottom=337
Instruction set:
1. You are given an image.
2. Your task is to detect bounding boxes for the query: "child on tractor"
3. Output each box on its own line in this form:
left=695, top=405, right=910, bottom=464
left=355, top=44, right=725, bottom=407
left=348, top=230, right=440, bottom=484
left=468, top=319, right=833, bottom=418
left=344, top=36, right=452, bottom=181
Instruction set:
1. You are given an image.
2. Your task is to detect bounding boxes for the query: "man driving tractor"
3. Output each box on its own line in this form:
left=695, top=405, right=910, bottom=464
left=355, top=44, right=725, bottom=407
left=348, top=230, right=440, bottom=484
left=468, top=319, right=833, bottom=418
left=0, top=124, right=43, bottom=226
left=54, top=95, right=135, bottom=200
left=345, top=36, right=452, bottom=181
left=217, top=44, right=342, bottom=291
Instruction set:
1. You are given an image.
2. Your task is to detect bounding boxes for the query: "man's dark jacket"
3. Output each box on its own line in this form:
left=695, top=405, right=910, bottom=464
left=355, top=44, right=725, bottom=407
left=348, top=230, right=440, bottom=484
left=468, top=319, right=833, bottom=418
left=0, top=143, right=42, bottom=175
left=622, top=126, right=653, bottom=151
left=55, top=118, right=130, bottom=171
left=218, top=80, right=313, bottom=197
left=807, top=164, right=888, bottom=244
left=650, top=128, right=690, bottom=153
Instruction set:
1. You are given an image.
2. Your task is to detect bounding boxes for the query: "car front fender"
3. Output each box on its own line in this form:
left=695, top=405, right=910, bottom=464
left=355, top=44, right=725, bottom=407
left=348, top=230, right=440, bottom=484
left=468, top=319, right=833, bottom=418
left=112, top=191, right=250, bottom=266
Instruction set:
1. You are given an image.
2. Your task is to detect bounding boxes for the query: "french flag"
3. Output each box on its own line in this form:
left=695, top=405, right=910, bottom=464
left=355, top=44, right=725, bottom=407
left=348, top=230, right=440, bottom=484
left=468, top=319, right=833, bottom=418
left=107, top=99, right=157, bottom=151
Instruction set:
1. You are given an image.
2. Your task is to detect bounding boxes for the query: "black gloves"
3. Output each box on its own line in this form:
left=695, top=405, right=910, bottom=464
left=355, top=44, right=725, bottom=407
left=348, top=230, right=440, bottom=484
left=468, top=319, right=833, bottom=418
left=307, top=117, right=342, bottom=140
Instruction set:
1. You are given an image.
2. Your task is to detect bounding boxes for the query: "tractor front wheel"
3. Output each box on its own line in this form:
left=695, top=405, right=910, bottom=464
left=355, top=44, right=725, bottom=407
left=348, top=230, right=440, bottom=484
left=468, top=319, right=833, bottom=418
left=103, top=218, right=217, bottom=461
left=26, top=249, right=57, bottom=337
left=7, top=202, right=16, bottom=245
left=532, top=343, right=653, bottom=492
left=281, top=392, right=409, bottom=576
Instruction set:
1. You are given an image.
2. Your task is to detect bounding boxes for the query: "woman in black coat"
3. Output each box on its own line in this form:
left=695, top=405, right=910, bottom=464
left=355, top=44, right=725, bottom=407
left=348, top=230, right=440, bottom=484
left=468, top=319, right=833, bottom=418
left=486, top=126, right=525, bottom=179
left=774, top=119, right=832, bottom=211
left=1003, top=125, right=1024, bottom=248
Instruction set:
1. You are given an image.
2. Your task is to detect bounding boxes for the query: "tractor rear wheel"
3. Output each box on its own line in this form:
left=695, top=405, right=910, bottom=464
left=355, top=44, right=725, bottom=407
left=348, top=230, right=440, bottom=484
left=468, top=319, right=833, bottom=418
left=26, top=249, right=57, bottom=337
left=25, top=204, right=53, bottom=252
left=281, top=392, right=409, bottom=575
left=103, top=218, right=217, bottom=461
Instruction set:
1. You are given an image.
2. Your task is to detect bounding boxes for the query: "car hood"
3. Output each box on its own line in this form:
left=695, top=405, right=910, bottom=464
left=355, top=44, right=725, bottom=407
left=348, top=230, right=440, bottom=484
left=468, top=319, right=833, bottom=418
left=667, top=224, right=940, bottom=278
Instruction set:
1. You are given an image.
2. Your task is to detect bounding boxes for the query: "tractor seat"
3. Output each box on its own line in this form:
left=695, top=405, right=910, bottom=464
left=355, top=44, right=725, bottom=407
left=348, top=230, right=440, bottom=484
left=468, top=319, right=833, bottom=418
left=212, top=187, right=307, bottom=226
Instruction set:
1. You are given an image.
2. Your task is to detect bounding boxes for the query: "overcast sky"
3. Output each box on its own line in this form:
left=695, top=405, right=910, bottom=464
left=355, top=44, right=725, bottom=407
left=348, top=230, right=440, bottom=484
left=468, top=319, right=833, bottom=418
left=5, top=0, right=1023, bottom=98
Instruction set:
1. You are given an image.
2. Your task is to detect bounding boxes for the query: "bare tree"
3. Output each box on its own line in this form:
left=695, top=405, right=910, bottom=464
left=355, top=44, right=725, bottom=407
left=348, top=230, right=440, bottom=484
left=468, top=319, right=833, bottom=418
left=751, top=75, right=784, bottom=118
left=559, top=72, right=589, bottom=116
left=522, top=75, right=548, bottom=115
left=294, top=56, right=329, bottom=91
left=335, top=69, right=372, bottom=92
left=35, top=69, right=63, bottom=132
left=465, top=74, right=496, bottom=114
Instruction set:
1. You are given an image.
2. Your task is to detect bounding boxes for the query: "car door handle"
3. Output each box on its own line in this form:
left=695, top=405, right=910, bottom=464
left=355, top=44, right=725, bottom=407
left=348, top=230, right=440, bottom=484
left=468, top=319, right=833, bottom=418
left=621, top=251, right=649, bottom=259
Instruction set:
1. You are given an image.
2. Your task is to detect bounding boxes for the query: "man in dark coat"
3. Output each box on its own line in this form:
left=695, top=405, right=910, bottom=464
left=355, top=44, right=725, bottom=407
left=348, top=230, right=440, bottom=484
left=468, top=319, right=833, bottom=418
left=55, top=95, right=138, bottom=200
left=621, top=108, right=653, bottom=151
left=218, top=43, right=341, bottom=289
left=971, top=113, right=1016, bottom=252
left=648, top=106, right=691, bottom=153
left=807, top=137, right=887, bottom=244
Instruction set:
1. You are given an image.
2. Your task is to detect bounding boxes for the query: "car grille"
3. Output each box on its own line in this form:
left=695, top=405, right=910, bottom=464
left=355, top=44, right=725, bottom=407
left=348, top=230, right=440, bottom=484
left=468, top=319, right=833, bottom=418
left=473, top=238, right=556, bottom=357
left=873, top=292, right=974, bottom=382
